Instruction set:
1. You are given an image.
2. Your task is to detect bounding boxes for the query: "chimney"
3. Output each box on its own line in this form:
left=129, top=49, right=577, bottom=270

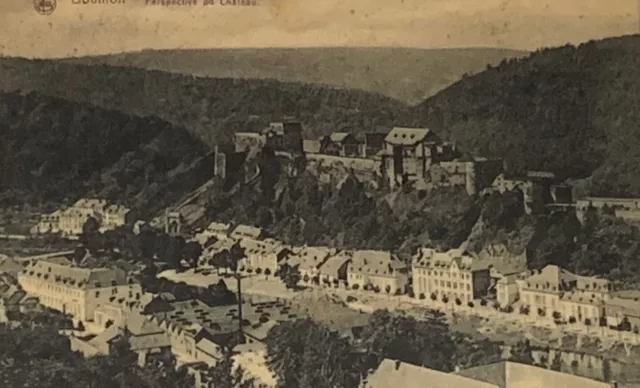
left=395, top=360, right=401, bottom=370
left=454, top=365, right=461, bottom=373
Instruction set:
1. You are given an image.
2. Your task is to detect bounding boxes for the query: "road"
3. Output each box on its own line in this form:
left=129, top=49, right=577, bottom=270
left=14, top=250, right=75, bottom=262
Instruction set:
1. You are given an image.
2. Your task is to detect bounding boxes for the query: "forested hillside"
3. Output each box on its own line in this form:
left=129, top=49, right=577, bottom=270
left=0, top=58, right=408, bottom=146
left=65, top=47, right=527, bottom=104
left=412, top=34, right=640, bottom=195
left=0, top=91, right=209, bottom=215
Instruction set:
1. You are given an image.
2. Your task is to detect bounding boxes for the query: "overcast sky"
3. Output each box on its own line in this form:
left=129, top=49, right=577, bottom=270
left=0, top=0, right=638, bottom=58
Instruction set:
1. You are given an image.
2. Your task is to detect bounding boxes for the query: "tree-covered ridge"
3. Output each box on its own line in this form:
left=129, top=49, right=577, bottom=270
left=0, top=58, right=408, bottom=146
left=206, top=169, right=480, bottom=254
left=0, top=91, right=209, bottom=212
left=412, top=34, right=640, bottom=195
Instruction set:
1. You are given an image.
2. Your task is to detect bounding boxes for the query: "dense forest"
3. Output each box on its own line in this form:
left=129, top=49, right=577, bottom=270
left=413, top=34, right=640, bottom=195
left=2, top=36, right=640, bottom=196
left=0, top=58, right=408, bottom=146
left=0, top=91, right=209, bottom=216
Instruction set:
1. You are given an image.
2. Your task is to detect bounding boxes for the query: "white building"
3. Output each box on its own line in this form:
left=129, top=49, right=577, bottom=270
left=31, top=198, right=129, bottom=237
left=516, top=265, right=611, bottom=322
left=412, top=248, right=491, bottom=304
left=18, top=257, right=142, bottom=322
left=318, top=250, right=352, bottom=285
left=230, top=224, right=263, bottom=241
left=238, top=238, right=293, bottom=276
left=348, top=250, right=409, bottom=294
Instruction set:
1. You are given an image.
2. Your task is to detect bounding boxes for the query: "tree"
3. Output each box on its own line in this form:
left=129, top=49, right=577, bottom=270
left=360, top=309, right=456, bottom=372
left=266, top=319, right=361, bottom=388
left=453, top=333, right=503, bottom=369
left=510, top=339, right=534, bottom=365
left=207, top=347, right=257, bottom=388
left=278, top=263, right=302, bottom=290
left=385, top=285, right=391, bottom=294
left=182, top=241, right=202, bottom=269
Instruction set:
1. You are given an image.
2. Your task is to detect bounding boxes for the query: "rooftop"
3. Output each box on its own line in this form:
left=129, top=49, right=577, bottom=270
left=455, top=361, right=611, bottom=388
left=286, top=246, right=336, bottom=270
left=364, top=359, right=498, bottom=388
left=413, top=248, right=488, bottom=272
left=230, top=224, right=262, bottom=240
left=350, top=250, right=406, bottom=277
left=319, top=251, right=353, bottom=275
left=384, top=127, right=434, bottom=146
left=20, top=258, right=134, bottom=290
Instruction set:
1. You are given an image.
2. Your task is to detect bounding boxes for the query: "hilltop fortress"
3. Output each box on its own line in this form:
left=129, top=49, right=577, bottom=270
left=229, top=118, right=504, bottom=196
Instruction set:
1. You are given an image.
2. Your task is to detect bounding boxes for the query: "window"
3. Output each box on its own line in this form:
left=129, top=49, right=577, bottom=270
left=466, top=284, right=471, bottom=291
left=95, top=291, right=100, bottom=298
left=446, top=281, right=451, bottom=288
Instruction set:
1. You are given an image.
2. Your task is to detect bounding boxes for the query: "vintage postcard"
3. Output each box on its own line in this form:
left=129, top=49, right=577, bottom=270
left=0, top=0, right=639, bottom=387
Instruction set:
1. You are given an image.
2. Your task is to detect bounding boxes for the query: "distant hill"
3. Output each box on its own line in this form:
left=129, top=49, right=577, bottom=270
left=410, top=34, right=640, bottom=196
left=0, top=57, right=410, bottom=146
left=63, top=47, right=527, bottom=104
left=0, top=91, right=210, bottom=216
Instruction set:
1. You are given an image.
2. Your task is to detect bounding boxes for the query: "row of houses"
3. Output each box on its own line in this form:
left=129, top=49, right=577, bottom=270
left=198, top=221, right=640, bottom=331
left=30, top=198, right=131, bottom=236
left=69, top=291, right=297, bottom=387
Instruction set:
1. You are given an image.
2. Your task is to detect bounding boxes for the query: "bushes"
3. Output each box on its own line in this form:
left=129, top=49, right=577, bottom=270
left=480, top=299, right=488, bottom=307
left=352, top=284, right=360, bottom=290
left=467, top=301, right=474, bottom=308
left=430, top=293, right=437, bottom=301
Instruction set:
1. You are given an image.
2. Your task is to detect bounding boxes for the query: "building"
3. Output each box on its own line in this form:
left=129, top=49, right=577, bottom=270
left=303, top=139, right=321, bottom=154
left=318, top=250, right=352, bottom=285
left=605, top=297, right=640, bottom=330
left=412, top=248, right=491, bottom=304
left=361, top=132, right=387, bottom=158
left=30, top=210, right=63, bottom=234
left=382, top=127, right=442, bottom=188
left=194, top=222, right=231, bottom=244
left=496, top=274, right=520, bottom=308
left=0, top=256, right=25, bottom=278
left=486, top=171, right=555, bottom=214
left=348, top=250, right=409, bottom=294
left=283, top=246, right=336, bottom=284
left=319, top=132, right=361, bottom=157
left=576, top=197, right=640, bottom=223
left=31, top=199, right=129, bottom=236
left=263, top=120, right=304, bottom=154
left=70, top=311, right=171, bottom=367
left=18, top=257, right=142, bottom=322
left=234, top=132, right=266, bottom=154
left=362, top=359, right=499, bottom=388
left=436, top=157, right=503, bottom=195
left=516, top=265, right=611, bottom=322
left=455, top=360, right=613, bottom=388
left=0, top=284, right=40, bottom=322
left=101, top=204, right=130, bottom=232
left=237, top=238, right=293, bottom=275
left=230, top=224, right=263, bottom=241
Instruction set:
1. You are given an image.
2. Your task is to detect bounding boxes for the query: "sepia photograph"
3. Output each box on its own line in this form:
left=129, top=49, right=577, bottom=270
left=0, top=0, right=639, bottom=387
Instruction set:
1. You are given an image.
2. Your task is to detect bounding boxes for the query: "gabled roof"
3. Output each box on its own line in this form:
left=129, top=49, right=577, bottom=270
left=350, top=250, right=406, bottom=276
left=286, top=246, right=336, bottom=271
left=303, top=140, right=321, bottom=154
left=384, top=127, right=433, bottom=146
left=413, top=248, right=487, bottom=272
left=20, top=258, right=133, bottom=290
left=455, top=361, right=611, bottom=388
left=319, top=251, right=352, bottom=275
left=196, top=337, right=221, bottom=358
left=521, top=265, right=577, bottom=292
left=230, top=224, right=262, bottom=240
left=329, top=132, right=353, bottom=143
left=365, top=359, right=498, bottom=388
